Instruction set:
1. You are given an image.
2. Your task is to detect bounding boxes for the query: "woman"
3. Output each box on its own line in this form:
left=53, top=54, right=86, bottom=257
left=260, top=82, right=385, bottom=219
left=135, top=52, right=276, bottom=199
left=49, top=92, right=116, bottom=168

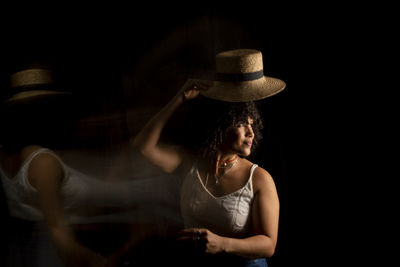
left=0, top=67, right=108, bottom=267
left=132, top=49, right=286, bottom=266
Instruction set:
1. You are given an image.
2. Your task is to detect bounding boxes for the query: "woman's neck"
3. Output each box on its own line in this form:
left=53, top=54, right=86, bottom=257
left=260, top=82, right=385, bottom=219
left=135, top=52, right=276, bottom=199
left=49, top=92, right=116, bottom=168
left=213, top=152, right=238, bottom=173
left=216, top=152, right=237, bottom=163
left=199, top=152, right=239, bottom=176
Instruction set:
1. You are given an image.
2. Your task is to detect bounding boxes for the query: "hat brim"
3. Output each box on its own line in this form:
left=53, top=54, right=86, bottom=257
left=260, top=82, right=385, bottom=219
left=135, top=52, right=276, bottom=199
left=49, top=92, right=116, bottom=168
left=5, top=90, right=72, bottom=103
left=200, top=76, right=286, bottom=102
left=3, top=91, right=73, bottom=110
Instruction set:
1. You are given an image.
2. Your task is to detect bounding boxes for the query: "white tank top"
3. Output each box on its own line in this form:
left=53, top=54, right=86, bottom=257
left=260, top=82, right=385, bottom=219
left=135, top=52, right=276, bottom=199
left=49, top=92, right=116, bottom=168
left=180, top=163, right=258, bottom=237
left=0, top=148, right=182, bottom=224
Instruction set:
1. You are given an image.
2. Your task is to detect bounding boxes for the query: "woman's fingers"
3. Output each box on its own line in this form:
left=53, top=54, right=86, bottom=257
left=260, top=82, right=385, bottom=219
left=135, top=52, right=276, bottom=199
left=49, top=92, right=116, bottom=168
left=181, top=79, right=213, bottom=102
left=177, top=228, right=204, bottom=239
left=193, top=79, right=214, bottom=90
left=184, top=79, right=213, bottom=91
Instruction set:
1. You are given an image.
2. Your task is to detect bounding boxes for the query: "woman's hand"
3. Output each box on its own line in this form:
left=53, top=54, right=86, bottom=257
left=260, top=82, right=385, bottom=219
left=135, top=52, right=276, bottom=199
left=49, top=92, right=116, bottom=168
left=177, top=228, right=228, bottom=254
left=179, top=79, right=213, bottom=102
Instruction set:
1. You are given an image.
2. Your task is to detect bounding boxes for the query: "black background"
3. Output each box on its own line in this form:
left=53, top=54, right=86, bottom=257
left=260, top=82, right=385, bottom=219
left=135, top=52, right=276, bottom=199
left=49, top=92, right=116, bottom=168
left=0, top=3, right=391, bottom=266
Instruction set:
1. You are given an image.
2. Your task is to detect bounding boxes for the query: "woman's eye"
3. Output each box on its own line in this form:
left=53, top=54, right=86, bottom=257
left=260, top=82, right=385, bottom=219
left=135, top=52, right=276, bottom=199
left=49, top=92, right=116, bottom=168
left=238, top=123, right=244, bottom=127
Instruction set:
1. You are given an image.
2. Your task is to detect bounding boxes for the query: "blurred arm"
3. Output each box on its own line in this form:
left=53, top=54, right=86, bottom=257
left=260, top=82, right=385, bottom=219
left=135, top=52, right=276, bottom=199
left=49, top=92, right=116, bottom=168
left=28, top=152, right=106, bottom=267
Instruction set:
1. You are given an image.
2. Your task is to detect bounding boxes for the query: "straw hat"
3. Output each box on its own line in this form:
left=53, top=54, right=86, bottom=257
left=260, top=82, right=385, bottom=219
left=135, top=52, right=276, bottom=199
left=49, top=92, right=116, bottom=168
left=200, top=49, right=286, bottom=102
left=4, top=68, right=71, bottom=104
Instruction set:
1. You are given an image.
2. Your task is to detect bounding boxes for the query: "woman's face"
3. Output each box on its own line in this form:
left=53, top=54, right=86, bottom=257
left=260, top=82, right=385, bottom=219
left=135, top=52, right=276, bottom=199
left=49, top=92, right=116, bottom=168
left=222, top=117, right=255, bottom=157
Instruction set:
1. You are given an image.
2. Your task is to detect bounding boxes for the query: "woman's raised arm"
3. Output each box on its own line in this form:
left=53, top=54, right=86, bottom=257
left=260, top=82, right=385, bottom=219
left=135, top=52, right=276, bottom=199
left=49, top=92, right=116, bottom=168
left=131, top=79, right=212, bottom=173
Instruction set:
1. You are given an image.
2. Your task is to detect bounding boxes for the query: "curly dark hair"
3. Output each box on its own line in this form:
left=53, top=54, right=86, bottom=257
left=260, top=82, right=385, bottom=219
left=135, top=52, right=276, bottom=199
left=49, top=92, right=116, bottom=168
left=174, top=96, right=263, bottom=163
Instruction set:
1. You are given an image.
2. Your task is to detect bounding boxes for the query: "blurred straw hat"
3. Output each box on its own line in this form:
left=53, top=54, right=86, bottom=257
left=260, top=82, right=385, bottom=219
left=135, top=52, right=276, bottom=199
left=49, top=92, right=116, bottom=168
left=201, top=49, right=286, bottom=102
left=4, top=68, right=71, bottom=104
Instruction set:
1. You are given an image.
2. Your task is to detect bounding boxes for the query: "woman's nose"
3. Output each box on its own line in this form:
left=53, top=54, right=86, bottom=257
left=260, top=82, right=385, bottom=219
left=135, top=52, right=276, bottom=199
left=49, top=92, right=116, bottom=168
left=246, top=125, right=254, bottom=137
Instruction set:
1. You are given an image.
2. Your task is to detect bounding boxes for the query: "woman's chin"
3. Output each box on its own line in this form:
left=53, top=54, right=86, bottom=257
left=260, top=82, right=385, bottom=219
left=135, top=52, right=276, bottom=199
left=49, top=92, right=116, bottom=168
left=238, top=150, right=251, bottom=157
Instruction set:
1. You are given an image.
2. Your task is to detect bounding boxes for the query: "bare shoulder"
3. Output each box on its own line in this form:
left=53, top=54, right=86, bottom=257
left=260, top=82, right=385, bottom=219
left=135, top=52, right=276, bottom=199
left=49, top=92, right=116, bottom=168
left=22, top=145, right=61, bottom=170
left=29, top=152, right=62, bottom=170
left=25, top=147, right=64, bottom=189
left=251, top=165, right=277, bottom=194
left=241, top=158, right=272, bottom=180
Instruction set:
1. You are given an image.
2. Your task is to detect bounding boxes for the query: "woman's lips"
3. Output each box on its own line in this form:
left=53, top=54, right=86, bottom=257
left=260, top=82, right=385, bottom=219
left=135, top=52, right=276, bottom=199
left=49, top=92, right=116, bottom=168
left=244, top=141, right=252, bottom=147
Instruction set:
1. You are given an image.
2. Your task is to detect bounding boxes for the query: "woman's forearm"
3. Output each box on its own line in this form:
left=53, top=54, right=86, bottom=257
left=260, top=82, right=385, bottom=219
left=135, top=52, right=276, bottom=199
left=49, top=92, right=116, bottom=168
left=131, top=79, right=206, bottom=153
left=130, top=92, right=188, bottom=173
left=222, top=234, right=277, bottom=259
left=131, top=94, right=183, bottom=153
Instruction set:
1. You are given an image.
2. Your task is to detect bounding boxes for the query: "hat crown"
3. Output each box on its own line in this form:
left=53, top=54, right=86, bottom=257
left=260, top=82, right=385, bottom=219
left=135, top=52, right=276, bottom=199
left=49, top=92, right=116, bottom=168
left=4, top=68, right=71, bottom=103
left=10, top=68, right=53, bottom=88
left=216, top=49, right=263, bottom=74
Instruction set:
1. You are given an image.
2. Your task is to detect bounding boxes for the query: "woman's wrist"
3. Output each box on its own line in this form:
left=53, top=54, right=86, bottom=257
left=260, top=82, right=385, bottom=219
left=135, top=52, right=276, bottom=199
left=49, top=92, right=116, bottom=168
left=170, top=91, right=187, bottom=107
left=221, top=236, right=232, bottom=254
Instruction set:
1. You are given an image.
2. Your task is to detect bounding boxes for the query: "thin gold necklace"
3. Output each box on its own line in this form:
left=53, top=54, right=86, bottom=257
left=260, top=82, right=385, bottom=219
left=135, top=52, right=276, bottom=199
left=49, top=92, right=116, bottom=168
left=205, top=157, right=239, bottom=185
